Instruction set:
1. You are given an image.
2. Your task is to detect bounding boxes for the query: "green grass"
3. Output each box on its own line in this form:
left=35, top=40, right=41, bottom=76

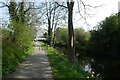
left=2, top=42, right=34, bottom=77
left=40, top=42, right=93, bottom=80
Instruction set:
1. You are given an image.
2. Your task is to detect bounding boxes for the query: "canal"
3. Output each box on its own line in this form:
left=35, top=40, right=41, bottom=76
left=56, top=46, right=120, bottom=80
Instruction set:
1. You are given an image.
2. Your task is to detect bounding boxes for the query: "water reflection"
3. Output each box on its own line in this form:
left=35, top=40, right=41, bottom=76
left=78, top=56, right=103, bottom=79
left=55, top=47, right=119, bottom=79
left=78, top=55, right=120, bottom=80
left=84, top=64, right=91, bottom=73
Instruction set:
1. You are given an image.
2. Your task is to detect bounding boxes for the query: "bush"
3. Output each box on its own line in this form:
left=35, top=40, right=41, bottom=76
left=87, top=13, right=120, bottom=59
left=2, top=42, right=34, bottom=77
left=1, top=24, right=33, bottom=77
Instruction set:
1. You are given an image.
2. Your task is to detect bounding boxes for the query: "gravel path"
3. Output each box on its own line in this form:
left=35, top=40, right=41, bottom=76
left=5, top=42, right=53, bottom=79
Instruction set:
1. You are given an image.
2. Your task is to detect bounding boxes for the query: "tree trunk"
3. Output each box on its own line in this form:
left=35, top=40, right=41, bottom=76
left=48, top=18, right=52, bottom=46
left=67, top=1, right=76, bottom=63
left=46, top=2, right=52, bottom=46
left=52, top=22, right=57, bottom=47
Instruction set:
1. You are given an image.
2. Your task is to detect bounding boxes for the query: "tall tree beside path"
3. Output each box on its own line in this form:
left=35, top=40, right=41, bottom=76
left=67, top=0, right=76, bottom=63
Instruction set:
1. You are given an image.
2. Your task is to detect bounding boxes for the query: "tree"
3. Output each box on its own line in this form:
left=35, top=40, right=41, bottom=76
left=54, top=0, right=100, bottom=63
left=67, top=0, right=76, bottom=63
left=55, top=27, right=68, bottom=44
left=1, top=1, right=38, bottom=76
left=87, top=13, right=120, bottom=59
left=75, top=28, right=90, bottom=55
left=44, top=2, right=67, bottom=46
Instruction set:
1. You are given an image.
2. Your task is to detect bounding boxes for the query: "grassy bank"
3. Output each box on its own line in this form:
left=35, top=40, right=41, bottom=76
left=40, top=42, right=93, bottom=79
left=2, top=42, right=34, bottom=77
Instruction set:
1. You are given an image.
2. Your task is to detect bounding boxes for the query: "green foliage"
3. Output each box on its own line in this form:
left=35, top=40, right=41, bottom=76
left=2, top=30, right=34, bottom=77
left=75, top=28, right=90, bottom=42
left=55, top=27, right=68, bottom=44
left=55, top=27, right=90, bottom=56
left=2, top=1, right=36, bottom=77
left=87, top=13, right=120, bottom=58
left=2, top=22, right=35, bottom=77
left=74, top=28, right=90, bottom=55
left=40, top=42, right=91, bottom=79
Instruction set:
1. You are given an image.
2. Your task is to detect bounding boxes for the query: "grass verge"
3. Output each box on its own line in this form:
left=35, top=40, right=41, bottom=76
left=40, top=42, right=93, bottom=80
left=2, top=42, right=34, bottom=77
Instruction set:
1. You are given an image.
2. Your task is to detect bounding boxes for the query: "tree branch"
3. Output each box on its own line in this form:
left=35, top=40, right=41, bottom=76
left=76, top=0, right=103, bottom=27
left=0, top=2, right=9, bottom=8
left=55, top=2, right=68, bottom=8
left=24, top=7, right=41, bottom=14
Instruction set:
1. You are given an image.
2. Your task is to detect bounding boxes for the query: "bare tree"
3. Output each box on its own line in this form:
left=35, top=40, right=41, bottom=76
left=55, top=0, right=102, bottom=64
left=37, top=2, right=67, bottom=46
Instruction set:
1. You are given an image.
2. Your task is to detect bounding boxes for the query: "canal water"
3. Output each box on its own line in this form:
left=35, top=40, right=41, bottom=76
left=77, top=55, right=120, bottom=80
left=55, top=47, right=120, bottom=80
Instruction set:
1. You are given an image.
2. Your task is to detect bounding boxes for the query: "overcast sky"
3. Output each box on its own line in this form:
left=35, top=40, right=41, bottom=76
left=73, top=0, right=119, bottom=31
left=0, top=0, right=119, bottom=31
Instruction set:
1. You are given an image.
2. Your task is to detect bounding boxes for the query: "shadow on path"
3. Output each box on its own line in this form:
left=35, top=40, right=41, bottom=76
left=5, top=42, right=53, bottom=79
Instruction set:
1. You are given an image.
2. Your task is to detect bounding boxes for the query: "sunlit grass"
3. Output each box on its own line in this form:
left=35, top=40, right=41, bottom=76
left=40, top=42, right=93, bottom=80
